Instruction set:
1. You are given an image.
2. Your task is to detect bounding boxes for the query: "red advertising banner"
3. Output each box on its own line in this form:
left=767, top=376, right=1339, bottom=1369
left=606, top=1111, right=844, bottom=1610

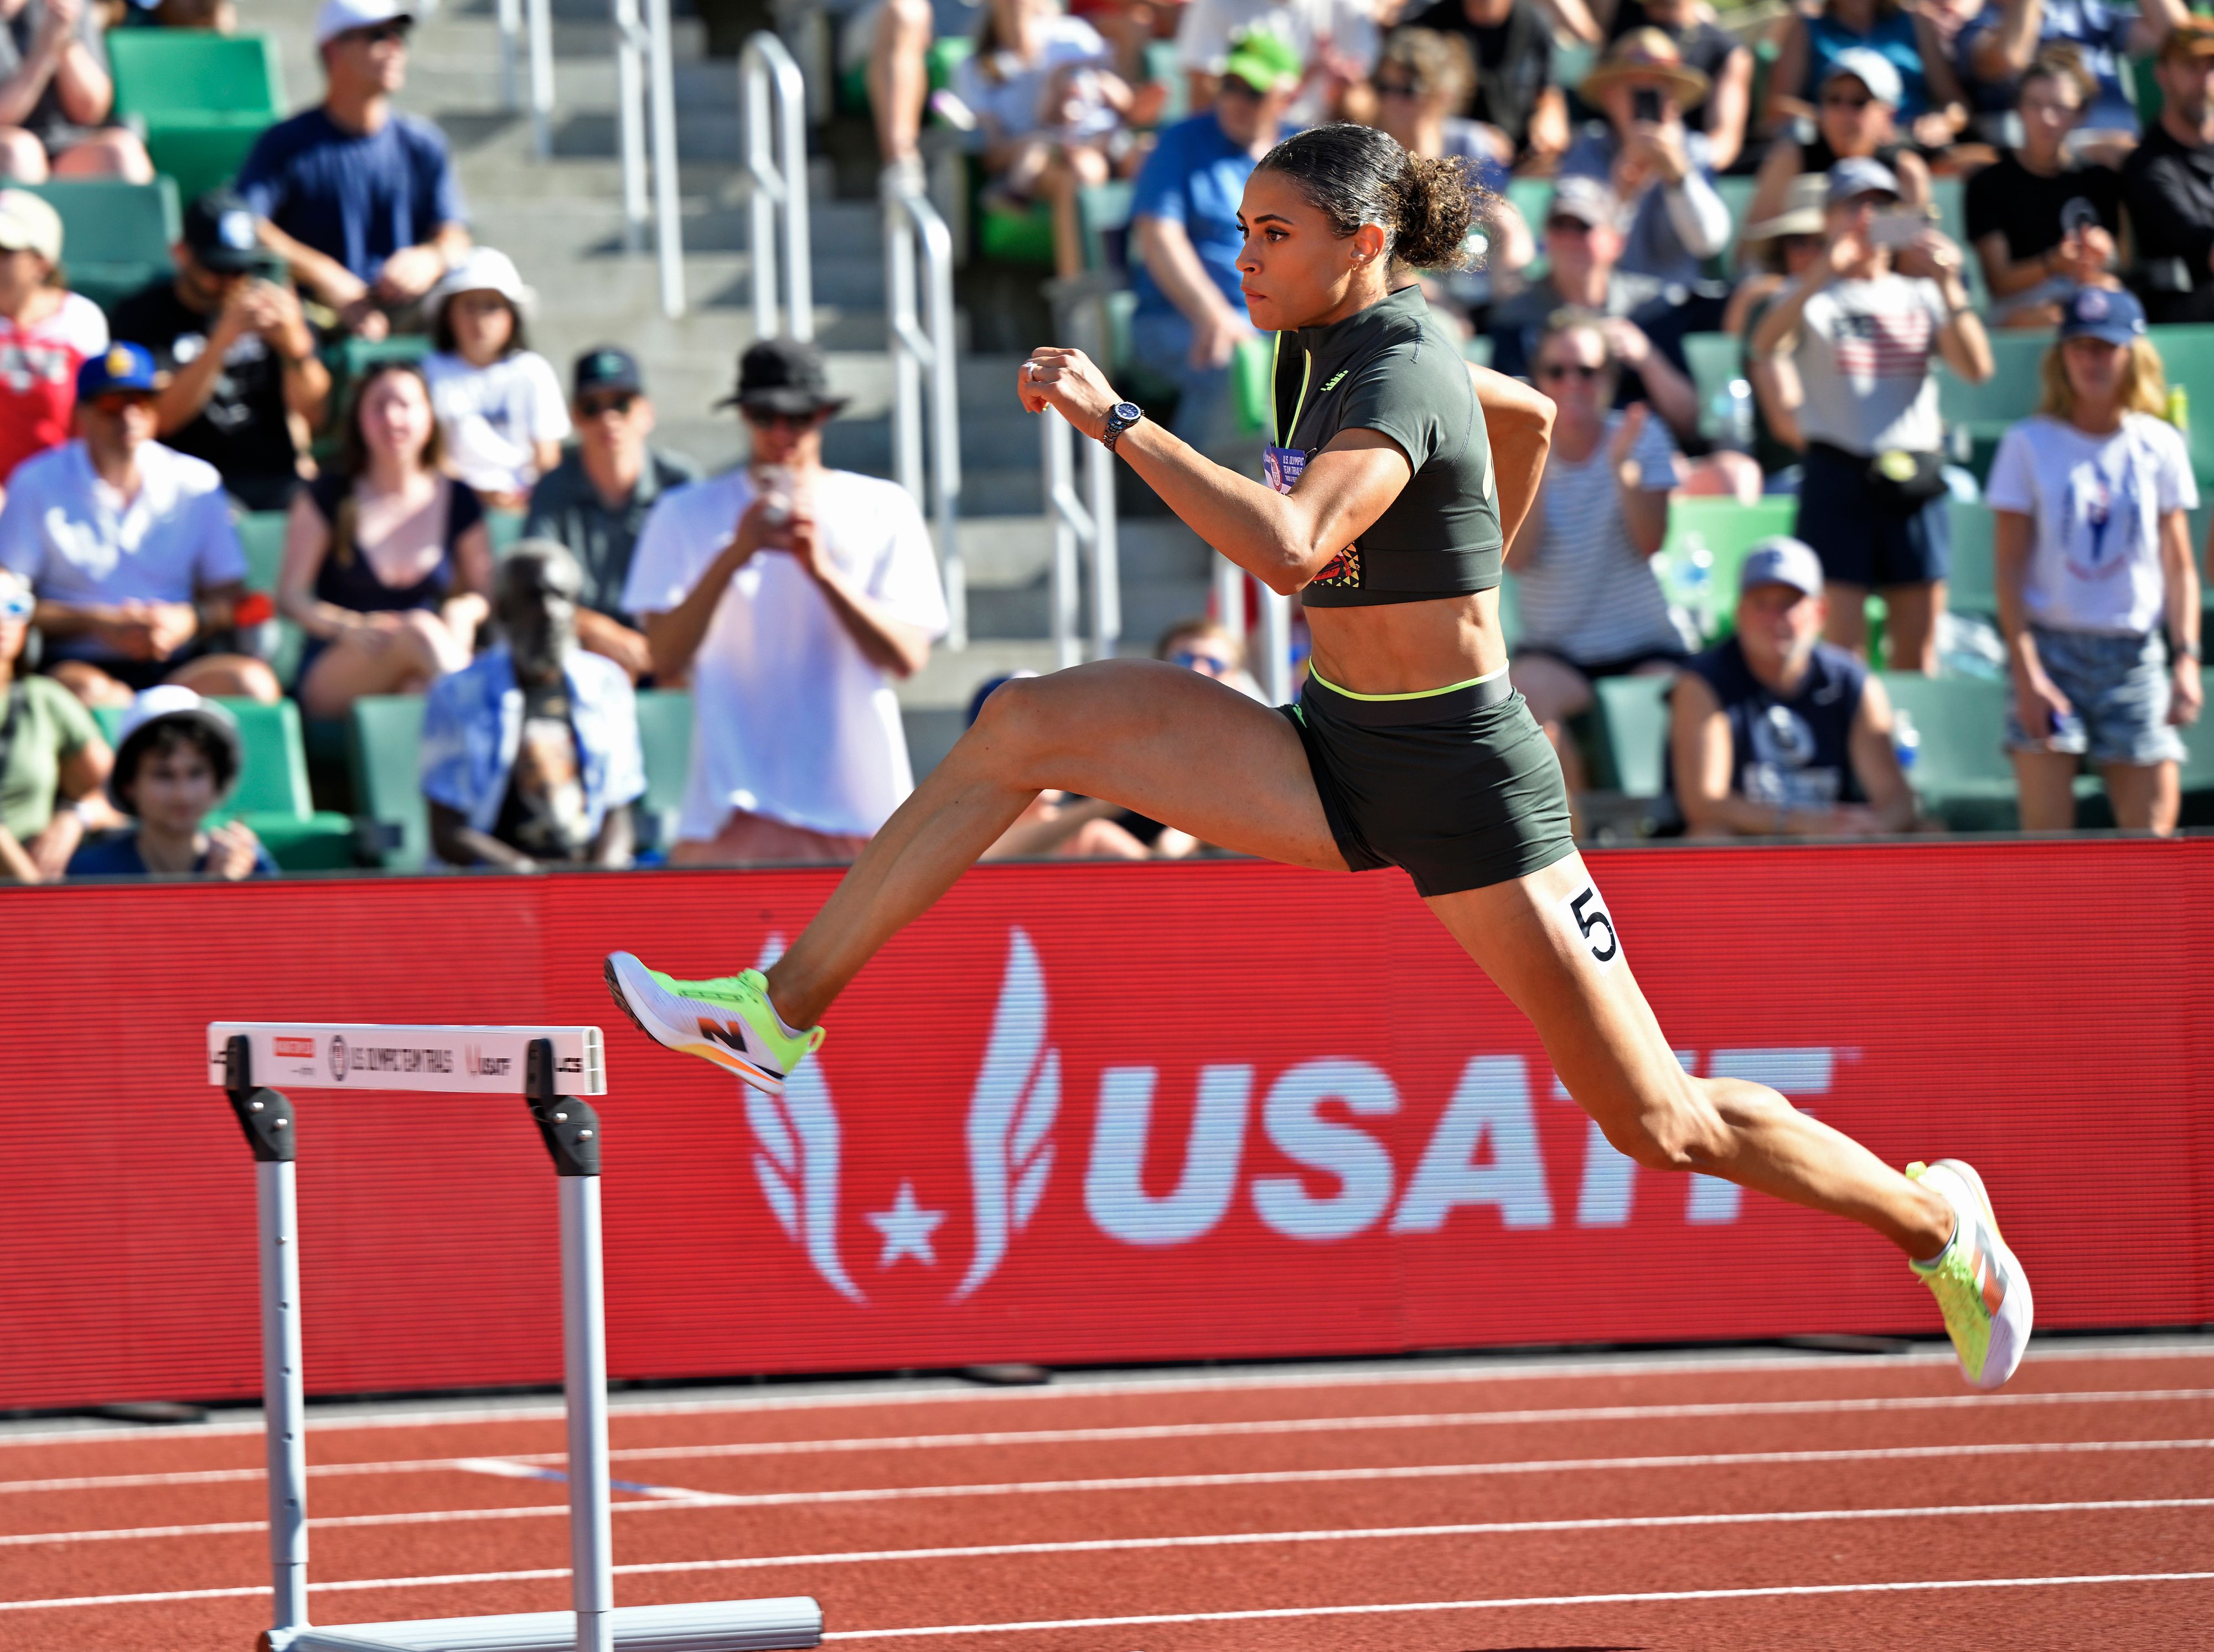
left=6, top=841, right=2211, bottom=1411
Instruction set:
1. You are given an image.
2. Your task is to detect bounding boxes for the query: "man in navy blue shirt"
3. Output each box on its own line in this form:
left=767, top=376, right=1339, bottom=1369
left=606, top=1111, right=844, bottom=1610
left=236, top=0, right=470, bottom=338
left=1128, top=28, right=1299, bottom=450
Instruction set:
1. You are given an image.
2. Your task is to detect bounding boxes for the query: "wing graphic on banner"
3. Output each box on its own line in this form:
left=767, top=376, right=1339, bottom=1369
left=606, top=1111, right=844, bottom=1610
left=952, top=928, right=1059, bottom=1302
left=742, top=936, right=865, bottom=1304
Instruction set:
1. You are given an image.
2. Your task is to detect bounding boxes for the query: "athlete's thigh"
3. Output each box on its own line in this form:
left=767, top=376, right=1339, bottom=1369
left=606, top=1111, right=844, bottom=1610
left=1423, top=850, right=1687, bottom=1126
left=1006, top=659, right=1348, bottom=872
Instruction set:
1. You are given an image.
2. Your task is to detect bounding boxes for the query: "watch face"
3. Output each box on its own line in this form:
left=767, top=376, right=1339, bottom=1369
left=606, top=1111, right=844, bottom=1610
left=1111, top=402, right=1142, bottom=424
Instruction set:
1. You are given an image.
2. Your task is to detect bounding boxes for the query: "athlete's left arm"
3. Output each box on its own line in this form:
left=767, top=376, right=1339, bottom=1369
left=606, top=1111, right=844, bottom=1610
left=1468, top=363, right=1554, bottom=557
left=1020, top=346, right=1410, bottom=594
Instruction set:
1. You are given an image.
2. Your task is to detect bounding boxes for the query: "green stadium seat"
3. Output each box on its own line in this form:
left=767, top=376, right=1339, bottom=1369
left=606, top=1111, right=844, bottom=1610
left=486, top=507, right=527, bottom=557
left=2148, top=325, right=2214, bottom=481
left=633, top=688, right=692, bottom=847
left=1659, top=496, right=1799, bottom=641
left=108, top=33, right=282, bottom=205
left=1076, top=180, right=1132, bottom=273
left=2181, top=708, right=2214, bottom=826
left=25, top=178, right=179, bottom=312
left=979, top=201, right=1056, bottom=267
left=1591, top=673, right=1673, bottom=797
left=1142, top=39, right=1187, bottom=123
left=1877, top=671, right=2019, bottom=830
left=1713, top=174, right=1758, bottom=239
left=1682, top=330, right=1742, bottom=443
left=237, top=510, right=287, bottom=592
left=1231, top=335, right=1270, bottom=436
left=348, top=693, right=428, bottom=870
left=1947, top=498, right=1996, bottom=619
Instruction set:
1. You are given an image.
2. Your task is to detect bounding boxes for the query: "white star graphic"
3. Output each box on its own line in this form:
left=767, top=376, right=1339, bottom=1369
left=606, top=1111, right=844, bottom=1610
left=866, top=1182, right=945, bottom=1268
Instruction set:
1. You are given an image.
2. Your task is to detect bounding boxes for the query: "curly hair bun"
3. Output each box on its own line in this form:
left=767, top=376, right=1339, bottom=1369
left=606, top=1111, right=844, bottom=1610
left=1255, top=123, right=1484, bottom=272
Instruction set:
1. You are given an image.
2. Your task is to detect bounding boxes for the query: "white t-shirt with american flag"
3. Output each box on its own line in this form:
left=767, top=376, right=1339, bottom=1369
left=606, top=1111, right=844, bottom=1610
left=1792, top=274, right=1948, bottom=458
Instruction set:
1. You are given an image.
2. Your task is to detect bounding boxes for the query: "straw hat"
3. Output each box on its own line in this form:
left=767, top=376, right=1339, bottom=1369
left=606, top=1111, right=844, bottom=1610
left=1739, top=173, right=1827, bottom=244
left=1579, top=28, right=1710, bottom=111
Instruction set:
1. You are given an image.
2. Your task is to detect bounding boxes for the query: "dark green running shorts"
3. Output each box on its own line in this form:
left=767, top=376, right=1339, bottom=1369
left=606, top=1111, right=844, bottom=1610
left=1281, top=667, right=1576, bottom=897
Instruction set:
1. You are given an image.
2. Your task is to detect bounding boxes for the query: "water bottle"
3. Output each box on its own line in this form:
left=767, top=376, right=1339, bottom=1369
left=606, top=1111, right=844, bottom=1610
left=2169, top=384, right=2190, bottom=437
left=1672, top=532, right=1716, bottom=642
left=1891, top=707, right=1920, bottom=778
left=1725, top=377, right=1755, bottom=452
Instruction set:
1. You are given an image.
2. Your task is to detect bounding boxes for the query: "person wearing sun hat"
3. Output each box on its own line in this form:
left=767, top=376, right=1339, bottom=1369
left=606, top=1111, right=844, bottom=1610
left=420, top=246, right=570, bottom=505
left=65, top=684, right=277, bottom=879
left=1129, top=26, right=1303, bottom=451
left=1559, top=28, right=1731, bottom=288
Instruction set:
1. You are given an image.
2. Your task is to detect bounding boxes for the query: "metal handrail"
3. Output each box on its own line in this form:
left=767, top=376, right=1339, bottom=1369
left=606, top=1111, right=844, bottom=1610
left=495, top=0, right=555, bottom=159
left=741, top=33, right=814, bottom=341
left=886, top=170, right=965, bottom=648
left=1213, top=557, right=1289, bottom=700
left=1042, top=413, right=1118, bottom=669
left=609, top=0, right=684, bottom=315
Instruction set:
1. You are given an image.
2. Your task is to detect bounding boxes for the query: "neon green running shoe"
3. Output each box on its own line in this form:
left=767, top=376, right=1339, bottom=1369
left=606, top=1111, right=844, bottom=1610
left=603, top=951, right=824, bottom=1096
left=1907, top=1158, right=2033, bottom=1390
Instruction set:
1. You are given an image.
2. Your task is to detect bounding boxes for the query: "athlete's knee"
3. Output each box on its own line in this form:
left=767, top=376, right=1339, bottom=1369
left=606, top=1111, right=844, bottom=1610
left=1600, top=1075, right=1731, bottom=1173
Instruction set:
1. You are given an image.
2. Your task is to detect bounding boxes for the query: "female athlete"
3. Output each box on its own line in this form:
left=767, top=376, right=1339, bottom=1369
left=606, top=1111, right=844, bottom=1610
left=607, top=124, right=2030, bottom=1389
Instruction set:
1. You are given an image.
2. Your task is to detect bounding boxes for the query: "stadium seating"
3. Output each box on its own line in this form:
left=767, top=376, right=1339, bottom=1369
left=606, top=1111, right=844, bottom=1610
left=633, top=688, right=692, bottom=850
left=1590, top=673, right=1672, bottom=797
left=1659, top=496, right=1798, bottom=641
left=1682, top=330, right=1742, bottom=444
left=26, top=178, right=178, bottom=312
left=235, top=510, right=306, bottom=688
left=349, top=694, right=429, bottom=871
left=92, top=695, right=355, bottom=869
left=108, top=32, right=283, bottom=204
left=1947, top=498, right=1996, bottom=621
left=1869, top=671, right=2095, bottom=832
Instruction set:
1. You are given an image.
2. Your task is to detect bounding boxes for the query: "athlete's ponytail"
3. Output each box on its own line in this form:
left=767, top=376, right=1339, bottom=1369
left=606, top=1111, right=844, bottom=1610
left=1253, top=123, right=1486, bottom=272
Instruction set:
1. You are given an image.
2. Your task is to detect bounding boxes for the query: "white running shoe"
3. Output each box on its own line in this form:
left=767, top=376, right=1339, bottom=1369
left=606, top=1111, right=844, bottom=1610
left=1908, top=1158, right=2034, bottom=1390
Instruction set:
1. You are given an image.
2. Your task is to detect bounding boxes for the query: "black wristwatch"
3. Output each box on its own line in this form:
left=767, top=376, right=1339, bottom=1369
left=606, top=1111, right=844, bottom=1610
left=1100, top=401, right=1144, bottom=452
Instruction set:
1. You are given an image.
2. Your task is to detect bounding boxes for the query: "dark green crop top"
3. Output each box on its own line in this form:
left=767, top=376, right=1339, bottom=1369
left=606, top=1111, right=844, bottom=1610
left=1270, top=284, right=1503, bottom=608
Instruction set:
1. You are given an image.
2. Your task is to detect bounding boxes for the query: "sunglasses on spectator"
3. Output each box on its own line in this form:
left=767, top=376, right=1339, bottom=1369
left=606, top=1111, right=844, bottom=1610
left=1376, top=78, right=1425, bottom=98
left=1822, top=90, right=1873, bottom=109
left=0, top=588, right=32, bottom=622
left=90, top=391, right=157, bottom=415
left=342, top=20, right=411, bottom=44
left=1544, top=214, right=1596, bottom=236
left=1169, top=648, right=1235, bottom=674
left=580, top=392, right=638, bottom=418
left=1537, top=361, right=1605, bottom=382
left=742, top=408, right=820, bottom=431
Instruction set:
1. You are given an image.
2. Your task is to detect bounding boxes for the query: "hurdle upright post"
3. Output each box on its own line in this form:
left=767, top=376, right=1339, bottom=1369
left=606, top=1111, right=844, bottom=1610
left=224, top=1034, right=310, bottom=1635
left=526, top=1038, right=613, bottom=1652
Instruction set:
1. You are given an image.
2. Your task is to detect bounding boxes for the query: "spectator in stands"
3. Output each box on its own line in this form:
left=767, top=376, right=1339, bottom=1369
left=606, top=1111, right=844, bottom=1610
left=1747, top=158, right=1991, bottom=674
left=1561, top=31, right=1732, bottom=288
left=1507, top=314, right=1687, bottom=799
left=142, top=0, right=238, bottom=28
left=0, top=565, right=117, bottom=881
left=1176, top=0, right=1381, bottom=126
left=237, top=0, right=470, bottom=339
left=109, top=189, right=331, bottom=514
left=420, top=540, right=643, bottom=869
left=953, top=0, right=1137, bottom=280
left=1958, top=0, right=2179, bottom=154
left=1765, top=0, right=1965, bottom=146
left=276, top=359, right=492, bottom=719
left=1594, top=0, right=1753, bottom=172
left=1129, top=28, right=1299, bottom=451
left=1665, top=535, right=1916, bottom=837
left=1401, top=0, right=1570, bottom=167
left=0, top=344, right=275, bottom=707
left=1965, top=49, right=2123, bottom=329
left=0, top=0, right=153, bottom=182
left=1725, top=173, right=1825, bottom=481
left=1988, top=287, right=2200, bottom=835
left=1740, top=49, right=1932, bottom=259
left=2122, top=19, right=2214, bottom=325
left=0, top=187, right=102, bottom=501
left=68, top=683, right=274, bottom=876
left=421, top=247, right=568, bottom=510
left=622, top=338, right=948, bottom=867
left=523, top=346, right=697, bottom=684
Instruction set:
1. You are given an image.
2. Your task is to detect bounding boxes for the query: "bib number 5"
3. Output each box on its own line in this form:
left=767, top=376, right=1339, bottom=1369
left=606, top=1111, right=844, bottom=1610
left=1562, top=884, right=1621, bottom=970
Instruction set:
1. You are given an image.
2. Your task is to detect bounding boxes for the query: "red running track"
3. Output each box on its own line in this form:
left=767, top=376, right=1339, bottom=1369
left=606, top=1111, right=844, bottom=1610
left=2, top=1343, right=2211, bottom=1650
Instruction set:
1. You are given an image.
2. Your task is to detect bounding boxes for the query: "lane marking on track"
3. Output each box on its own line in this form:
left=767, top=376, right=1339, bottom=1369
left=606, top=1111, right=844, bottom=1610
left=815, top=1572, right=2214, bottom=1639
left=5, top=1437, right=2212, bottom=1550
left=6, top=1504, right=2214, bottom=1614
left=5, top=1343, right=2207, bottom=1448
left=8, top=1386, right=2212, bottom=1496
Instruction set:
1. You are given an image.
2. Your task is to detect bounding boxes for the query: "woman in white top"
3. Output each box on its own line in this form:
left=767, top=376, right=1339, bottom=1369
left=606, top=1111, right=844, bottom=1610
left=420, top=247, right=571, bottom=509
left=1508, top=312, right=1688, bottom=795
left=1985, top=287, right=2201, bottom=835
left=953, top=0, right=1136, bottom=278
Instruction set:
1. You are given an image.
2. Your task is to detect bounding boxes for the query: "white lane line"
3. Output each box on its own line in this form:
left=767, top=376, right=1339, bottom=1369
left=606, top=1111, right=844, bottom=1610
left=7, top=1342, right=2207, bottom=1447
left=6, top=1509, right=2213, bottom=1615
left=9, top=1386, right=2211, bottom=1496
left=816, top=1572, right=2214, bottom=1639
left=6, top=1438, right=2211, bottom=1547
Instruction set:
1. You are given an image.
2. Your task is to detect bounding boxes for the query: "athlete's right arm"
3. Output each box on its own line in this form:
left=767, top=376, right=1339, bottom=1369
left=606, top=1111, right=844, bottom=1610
left=1467, top=363, right=1553, bottom=558
left=1019, top=346, right=1409, bottom=594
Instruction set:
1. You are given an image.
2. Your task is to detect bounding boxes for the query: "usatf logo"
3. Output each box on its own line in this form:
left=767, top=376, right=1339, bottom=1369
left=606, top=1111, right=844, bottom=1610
left=328, top=1035, right=348, bottom=1082
left=465, top=1045, right=513, bottom=1078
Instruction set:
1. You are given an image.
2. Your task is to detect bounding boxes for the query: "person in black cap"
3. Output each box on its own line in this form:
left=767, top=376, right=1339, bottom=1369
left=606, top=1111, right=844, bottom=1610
left=619, top=335, right=948, bottom=866
left=109, top=189, right=330, bottom=512
left=521, top=344, right=697, bottom=682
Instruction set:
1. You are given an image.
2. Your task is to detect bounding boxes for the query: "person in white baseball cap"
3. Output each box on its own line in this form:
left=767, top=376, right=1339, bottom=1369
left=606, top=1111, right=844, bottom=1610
left=1737, top=44, right=1934, bottom=265
left=421, top=246, right=570, bottom=505
left=234, top=0, right=470, bottom=337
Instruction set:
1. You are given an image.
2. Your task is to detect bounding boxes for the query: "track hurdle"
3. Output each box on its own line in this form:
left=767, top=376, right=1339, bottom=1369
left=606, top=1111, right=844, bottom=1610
left=209, top=1021, right=824, bottom=1652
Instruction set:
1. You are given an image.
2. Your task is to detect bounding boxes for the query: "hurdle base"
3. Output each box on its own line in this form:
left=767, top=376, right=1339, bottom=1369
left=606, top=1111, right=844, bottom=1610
left=265, top=1597, right=823, bottom=1651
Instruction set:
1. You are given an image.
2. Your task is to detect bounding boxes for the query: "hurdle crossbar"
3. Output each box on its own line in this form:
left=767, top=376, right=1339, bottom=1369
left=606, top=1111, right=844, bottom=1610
left=211, top=1022, right=821, bottom=1652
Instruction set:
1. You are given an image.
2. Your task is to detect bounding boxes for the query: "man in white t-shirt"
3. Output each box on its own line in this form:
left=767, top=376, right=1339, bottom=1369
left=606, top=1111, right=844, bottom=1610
left=622, top=338, right=949, bottom=865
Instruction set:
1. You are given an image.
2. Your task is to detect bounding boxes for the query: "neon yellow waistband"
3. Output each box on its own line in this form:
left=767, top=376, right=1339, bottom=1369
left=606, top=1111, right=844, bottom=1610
left=1305, top=662, right=1510, bottom=702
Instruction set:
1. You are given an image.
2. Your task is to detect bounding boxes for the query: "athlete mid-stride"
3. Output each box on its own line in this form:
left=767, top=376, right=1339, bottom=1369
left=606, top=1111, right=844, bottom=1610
left=607, top=125, right=2031, bottom=1389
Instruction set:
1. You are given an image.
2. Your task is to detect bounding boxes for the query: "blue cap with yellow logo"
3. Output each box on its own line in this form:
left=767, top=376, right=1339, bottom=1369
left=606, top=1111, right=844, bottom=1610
left=76, top=343, right=162, bottom=399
